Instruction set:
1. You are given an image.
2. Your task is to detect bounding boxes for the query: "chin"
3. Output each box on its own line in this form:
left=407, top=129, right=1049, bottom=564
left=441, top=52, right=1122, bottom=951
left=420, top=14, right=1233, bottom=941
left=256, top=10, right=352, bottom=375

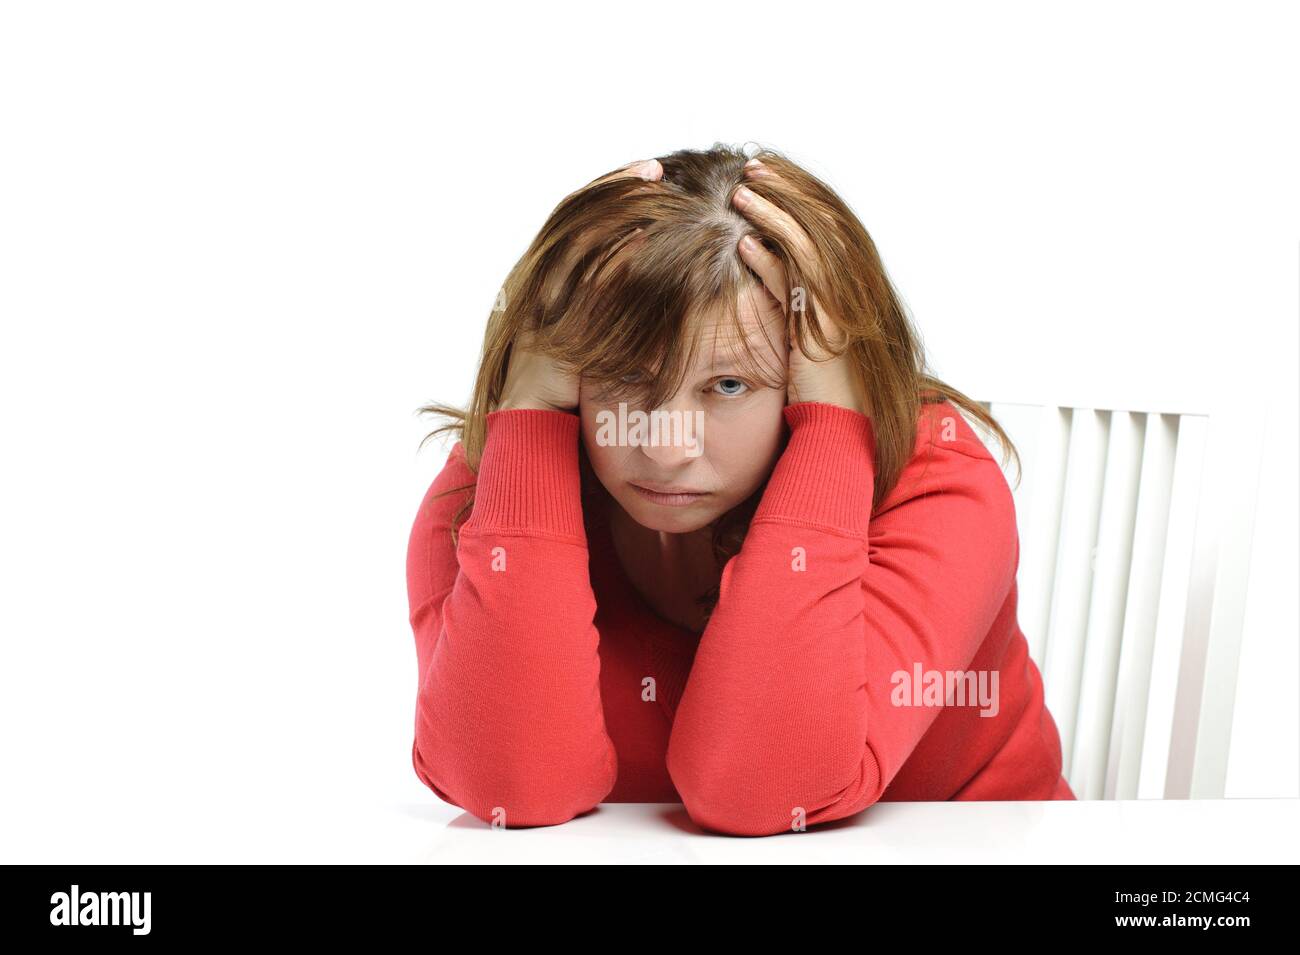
left=619, top=494, right=719, bottom=534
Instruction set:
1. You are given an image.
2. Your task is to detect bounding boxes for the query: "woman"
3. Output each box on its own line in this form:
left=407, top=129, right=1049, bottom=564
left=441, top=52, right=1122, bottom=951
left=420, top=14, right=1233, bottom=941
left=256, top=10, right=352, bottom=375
left=407, top=144, right=1075, bottom=837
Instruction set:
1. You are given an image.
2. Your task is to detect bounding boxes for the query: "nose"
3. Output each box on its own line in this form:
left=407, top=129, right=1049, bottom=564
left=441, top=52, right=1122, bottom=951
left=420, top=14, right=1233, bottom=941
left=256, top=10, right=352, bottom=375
left=635, top=397, right=703, bottom=469
left=639, top=434, right=691, bottom=469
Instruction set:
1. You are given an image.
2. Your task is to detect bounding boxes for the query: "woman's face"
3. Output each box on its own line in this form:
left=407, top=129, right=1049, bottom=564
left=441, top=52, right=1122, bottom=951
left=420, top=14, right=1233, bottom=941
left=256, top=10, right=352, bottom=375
left=579, top=292, right=789, bottom=534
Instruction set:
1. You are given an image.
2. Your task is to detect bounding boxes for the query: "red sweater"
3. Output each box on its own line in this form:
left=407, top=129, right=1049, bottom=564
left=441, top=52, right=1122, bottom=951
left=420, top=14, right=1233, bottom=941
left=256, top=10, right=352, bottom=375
left=406, top=400, right=1074, bottom=836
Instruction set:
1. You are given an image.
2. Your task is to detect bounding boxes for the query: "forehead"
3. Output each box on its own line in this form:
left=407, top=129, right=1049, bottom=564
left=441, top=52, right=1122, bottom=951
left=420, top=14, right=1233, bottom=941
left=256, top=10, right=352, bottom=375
left=684, top=287, right=785, bottom=369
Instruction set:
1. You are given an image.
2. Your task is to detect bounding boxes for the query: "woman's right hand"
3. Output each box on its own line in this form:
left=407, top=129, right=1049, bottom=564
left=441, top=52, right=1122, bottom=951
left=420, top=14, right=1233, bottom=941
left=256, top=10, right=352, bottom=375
left=496, top=157, right=665, bottom=415
left=497, top=327, right=581, bottom=413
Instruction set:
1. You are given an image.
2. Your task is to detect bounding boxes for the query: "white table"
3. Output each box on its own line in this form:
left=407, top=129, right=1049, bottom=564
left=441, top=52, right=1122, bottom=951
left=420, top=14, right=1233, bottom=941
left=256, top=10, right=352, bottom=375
left=8, top=793, right=1298, bottom=864
left=403, top=798, right=1300, bottom=864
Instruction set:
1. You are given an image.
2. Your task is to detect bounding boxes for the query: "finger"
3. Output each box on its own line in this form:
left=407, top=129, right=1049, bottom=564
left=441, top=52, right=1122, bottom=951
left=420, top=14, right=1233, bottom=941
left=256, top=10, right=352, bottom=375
left=736, top=234, right=790, bottom=308
left=739, top=229, right=841, bottom=354
left=739, top=280, right=794, bottom=362
left=742, top=162, right=846, bottom=253
left=732, top=185, right=815, bottom=262
left=572, top=225, right=647, bottom=290
left=613, top=225, right=650, bottom=258
left=602, top=158, right=662, bottom=184
left=627, top=158, right=663, bottom=181
left=735, top=172, right=848, bottom=353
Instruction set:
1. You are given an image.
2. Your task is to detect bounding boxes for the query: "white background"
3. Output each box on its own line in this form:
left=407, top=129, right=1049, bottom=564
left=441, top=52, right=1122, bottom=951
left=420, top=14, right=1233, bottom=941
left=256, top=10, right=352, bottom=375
left=1, top=1, right=1296, bottom=861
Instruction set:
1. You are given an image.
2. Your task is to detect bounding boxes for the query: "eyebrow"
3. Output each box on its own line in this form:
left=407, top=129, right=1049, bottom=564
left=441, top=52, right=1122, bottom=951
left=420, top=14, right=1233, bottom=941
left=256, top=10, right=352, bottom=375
left=696, top=358, right=764, bottom=378
left=698, top=327, right=779, bottom=373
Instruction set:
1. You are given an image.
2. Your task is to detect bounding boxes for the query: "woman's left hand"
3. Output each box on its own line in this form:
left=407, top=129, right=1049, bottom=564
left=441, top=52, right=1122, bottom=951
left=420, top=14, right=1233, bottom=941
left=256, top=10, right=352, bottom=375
left=732, top=162, right=870, bottom=417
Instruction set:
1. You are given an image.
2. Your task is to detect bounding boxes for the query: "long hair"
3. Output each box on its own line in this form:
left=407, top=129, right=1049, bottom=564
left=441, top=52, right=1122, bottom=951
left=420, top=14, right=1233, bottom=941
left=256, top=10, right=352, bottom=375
left=414, top=143, right=1020, bottom=620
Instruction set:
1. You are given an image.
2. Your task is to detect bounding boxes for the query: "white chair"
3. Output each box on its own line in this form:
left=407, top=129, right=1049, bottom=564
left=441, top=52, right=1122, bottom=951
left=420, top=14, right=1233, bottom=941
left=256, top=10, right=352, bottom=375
left=960, top=397, right=1267, bottom=800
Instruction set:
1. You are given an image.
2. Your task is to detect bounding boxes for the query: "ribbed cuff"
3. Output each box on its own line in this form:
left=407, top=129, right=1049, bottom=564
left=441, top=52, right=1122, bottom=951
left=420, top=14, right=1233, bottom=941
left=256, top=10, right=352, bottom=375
left=753, top=401, right=876, bottom=535
left=460, top=408, right=586, bottom=539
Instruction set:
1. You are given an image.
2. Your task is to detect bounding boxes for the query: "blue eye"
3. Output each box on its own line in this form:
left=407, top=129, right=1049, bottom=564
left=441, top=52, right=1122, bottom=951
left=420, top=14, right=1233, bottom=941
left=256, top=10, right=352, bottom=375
left=711, top=377, right=749, bottom=397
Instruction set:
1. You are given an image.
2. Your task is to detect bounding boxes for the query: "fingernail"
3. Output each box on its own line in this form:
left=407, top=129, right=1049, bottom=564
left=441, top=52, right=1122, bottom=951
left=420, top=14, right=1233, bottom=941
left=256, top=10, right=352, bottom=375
left=734, top=185, right=752, bottom=207
left=740, top=235, right=758, bottom=253
left=637, top=160, right=660, bottom=180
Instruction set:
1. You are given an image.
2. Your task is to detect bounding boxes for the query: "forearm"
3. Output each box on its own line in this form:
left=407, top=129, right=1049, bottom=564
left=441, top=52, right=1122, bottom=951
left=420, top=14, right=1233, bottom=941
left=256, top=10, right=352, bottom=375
left=409, top=409, right=617, bottom=827
left=666, top=401, right=880, bottom=835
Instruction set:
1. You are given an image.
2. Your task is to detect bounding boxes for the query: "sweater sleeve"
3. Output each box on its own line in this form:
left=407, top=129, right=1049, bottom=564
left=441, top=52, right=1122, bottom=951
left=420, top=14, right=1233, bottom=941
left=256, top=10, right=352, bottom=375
left=405, top=408, right=616, bottom=828
left=665, top=400, right=1020, bottom=836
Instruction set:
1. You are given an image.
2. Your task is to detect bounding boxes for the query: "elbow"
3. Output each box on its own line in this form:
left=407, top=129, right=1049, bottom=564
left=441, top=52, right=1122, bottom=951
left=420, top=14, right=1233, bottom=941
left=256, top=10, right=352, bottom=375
left=676, top=780, right=884, bottom=837
left=412, top=738, right=616, bottom=829
left=678, top=788, right=801, bottom=837
left=669, top=745, right=885, bottom=837
left=667, top=751, right=796, bottom=836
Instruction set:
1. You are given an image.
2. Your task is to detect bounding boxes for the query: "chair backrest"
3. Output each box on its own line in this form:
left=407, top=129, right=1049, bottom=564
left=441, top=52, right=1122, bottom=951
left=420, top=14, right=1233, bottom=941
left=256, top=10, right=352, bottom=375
left=963, top=398, right=1266, bottom=800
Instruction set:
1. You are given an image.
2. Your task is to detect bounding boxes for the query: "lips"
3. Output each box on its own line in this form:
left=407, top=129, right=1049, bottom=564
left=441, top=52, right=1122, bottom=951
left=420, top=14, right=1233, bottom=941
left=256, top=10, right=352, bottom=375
left=630, top=481, right=706, bottom=495
left=629, top=482, right=711, bottom=507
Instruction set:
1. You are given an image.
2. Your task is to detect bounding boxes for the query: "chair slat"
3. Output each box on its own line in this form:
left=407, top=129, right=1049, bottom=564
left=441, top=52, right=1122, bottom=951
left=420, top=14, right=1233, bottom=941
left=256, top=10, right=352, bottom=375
left=1106, top=413, right=1179, bottom=799
left=1072, top=411, right=1146, bottom=798
left=1043, top=408, right=1111, bottom=772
